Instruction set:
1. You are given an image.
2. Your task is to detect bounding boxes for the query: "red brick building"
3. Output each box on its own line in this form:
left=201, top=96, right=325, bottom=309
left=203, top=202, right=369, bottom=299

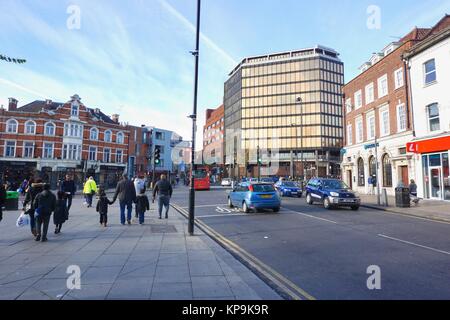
left=0, top=94, right=129, bottom=189
left=127, top=125, right=152, bottom=178
left=342, top=25, right=433, bottom=195
left=202, top=104, right=224, bottom=179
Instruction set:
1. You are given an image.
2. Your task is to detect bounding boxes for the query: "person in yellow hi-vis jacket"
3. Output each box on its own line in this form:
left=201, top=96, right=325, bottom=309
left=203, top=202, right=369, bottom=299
left=83, top=176, right=98, bottom=208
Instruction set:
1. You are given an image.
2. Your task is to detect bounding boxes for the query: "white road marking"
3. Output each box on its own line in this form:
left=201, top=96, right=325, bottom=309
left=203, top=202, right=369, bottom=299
left=180, top=204, right=228, bottom=209
left=282, top=208, right=338, bottom=224
left=378, top=234, right=450, bottom=256
left=197, top=213, right=248, bottom=218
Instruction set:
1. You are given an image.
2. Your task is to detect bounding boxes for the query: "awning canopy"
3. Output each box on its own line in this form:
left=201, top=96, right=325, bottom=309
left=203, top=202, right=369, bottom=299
left=407, top=135, right=450, bottom=154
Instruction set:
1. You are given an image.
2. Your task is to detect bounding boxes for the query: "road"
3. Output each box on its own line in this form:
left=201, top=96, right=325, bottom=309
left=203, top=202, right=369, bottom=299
left=171, top=186, right=450, bottom=300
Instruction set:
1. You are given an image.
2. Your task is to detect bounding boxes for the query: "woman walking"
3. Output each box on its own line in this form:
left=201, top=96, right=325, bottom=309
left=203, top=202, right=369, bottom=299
left=23, top=178, right=45, bottom=238
left=54, top=191, right=68, bottom=234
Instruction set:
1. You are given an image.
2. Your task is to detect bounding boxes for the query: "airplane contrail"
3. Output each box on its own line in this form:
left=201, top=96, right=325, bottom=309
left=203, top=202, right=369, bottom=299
left=157, top=0, right=238, bottom=66
left=0, top=77, right=47, bottom=99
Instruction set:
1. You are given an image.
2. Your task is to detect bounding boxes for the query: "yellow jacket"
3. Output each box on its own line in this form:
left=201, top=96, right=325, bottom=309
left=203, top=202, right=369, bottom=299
left=83, top=179, right=98, bottom=194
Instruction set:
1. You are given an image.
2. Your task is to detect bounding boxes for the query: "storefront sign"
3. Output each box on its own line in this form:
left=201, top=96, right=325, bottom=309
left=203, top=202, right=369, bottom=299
left=407, top=135, right=450, bottom=154
left=364, top=143, right=379, bottom=150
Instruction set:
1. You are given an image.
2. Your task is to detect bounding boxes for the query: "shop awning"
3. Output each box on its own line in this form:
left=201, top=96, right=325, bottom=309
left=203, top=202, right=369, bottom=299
left=407, top=135, right=450, bottom=154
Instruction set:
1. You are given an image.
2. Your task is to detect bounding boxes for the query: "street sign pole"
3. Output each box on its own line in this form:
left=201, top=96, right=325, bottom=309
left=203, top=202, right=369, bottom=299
left=374, top=136, right=381, bottom=205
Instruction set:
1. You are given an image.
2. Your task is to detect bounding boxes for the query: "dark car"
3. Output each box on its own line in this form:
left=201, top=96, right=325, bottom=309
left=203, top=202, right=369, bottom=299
left=305, top=178, right=360, bottom=210
left=274, top=181, right=302, bottom=197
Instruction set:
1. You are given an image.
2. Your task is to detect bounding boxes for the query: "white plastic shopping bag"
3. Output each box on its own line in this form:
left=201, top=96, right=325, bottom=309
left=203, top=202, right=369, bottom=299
left=16, top=212, right=30, bottom=227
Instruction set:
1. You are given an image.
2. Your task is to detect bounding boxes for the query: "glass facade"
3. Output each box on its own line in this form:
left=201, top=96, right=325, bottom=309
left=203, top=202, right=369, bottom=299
left=224, top=47, right=344, bottom=176
left=422, top=152, right=450, bottom=200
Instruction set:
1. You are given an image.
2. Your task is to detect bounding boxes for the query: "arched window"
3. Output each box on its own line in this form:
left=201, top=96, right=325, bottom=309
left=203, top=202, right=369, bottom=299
left=6, top=119, right=18, bottom=133
left=368, top=156, right=376, bottom=177
left=90, top=127, right=99, bottom=140
left=44, top=122, right=55, bottom=136
left=25, top=120, right=36, bottom=134
left=104, top=130, right=112, bottom=143
left=116, top=132, right=124, bottom=144
left=357, top=157, right=365, bottom=186
left=382, top=154, right=392, bottom=187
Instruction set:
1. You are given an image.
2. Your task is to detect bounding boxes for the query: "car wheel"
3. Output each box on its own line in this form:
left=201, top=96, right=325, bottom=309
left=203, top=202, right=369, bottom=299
left=298, top=193, right=302, bottom=198
left=273, top=207, right=280, bottom=213
left=228, top=197, right=233, bottom=208
left=242, top=201, right=250, bottom=213
left=351, top=206, right=360, bottom=211
left=306, top=194, right=313, bottom=205
left=323, top=197, right=333, bottom=210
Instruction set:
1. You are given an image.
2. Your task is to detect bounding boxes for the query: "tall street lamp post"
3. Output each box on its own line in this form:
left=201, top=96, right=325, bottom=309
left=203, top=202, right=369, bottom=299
left=188, top=0, right=201, bottom=236
left=296, top=97, right=304, bottom=181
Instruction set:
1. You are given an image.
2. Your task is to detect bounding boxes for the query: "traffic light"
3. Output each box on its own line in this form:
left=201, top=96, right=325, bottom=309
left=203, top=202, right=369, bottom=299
left=154, top=147, right=161, bottom=165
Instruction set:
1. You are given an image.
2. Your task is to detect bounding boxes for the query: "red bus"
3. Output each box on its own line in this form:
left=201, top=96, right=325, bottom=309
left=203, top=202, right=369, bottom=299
left=193, top=168, right=210, bottom=191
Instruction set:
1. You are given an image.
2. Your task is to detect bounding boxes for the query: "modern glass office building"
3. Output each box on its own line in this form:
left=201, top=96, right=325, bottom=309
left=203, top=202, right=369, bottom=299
left=224, top=46, right=344, bottom=178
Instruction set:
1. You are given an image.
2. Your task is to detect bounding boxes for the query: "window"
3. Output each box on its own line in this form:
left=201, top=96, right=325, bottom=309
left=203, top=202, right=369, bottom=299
left=345, top=98, right=352, bottom=113
left=103, top=148, right=111, bottom=163
left=424, top=59, right=436, bottom=85
left=427, top=103, right=440, bottom=132
left=155, top=132, right=164, bottom=140
left=365, top=83, right=375, bottom=104
left=23, top=142, right=34, bottom=158
left=89, top=146, right=97, bottom=161
left=43, top=143, right=54, bottom=159
left=117, top=132, right=124, bottom=144
left=347, top=124, right=353, bottom=145
left=104, top=130, right=112, bottom=142
left=396, top=104, right=407, bottom=132
left=377, top=74, right=388, bottom=98
left=357, top=158, right=365, bottom=186
left=366, top=113, right=375, bottom=140
left=354, top=90, right=362, bottom=109
left=394, top=68, right=404, bottom=89
left=63, top=144, right=81, bottom=160
left=44, top=122, right=55, bottom=136
left=90, top=128, right=98, bottom=140
left=24, top=121, right=36, bottom=134
left=4, top=141, right=16, bottom=157
left=382, top=154, right=392, bottom=187
left=71, top=104, right=79, bottom=117
left=116, top=149, right=123, bottom=163
left=6, top=119, right=18, bottom=133
left=356, top=118, right=363, bottom=143
left=64, top=123, right=83, bottom=137
left=369, top=156, right=377, bottom=177
left=380, top=108, right=390, bottom=137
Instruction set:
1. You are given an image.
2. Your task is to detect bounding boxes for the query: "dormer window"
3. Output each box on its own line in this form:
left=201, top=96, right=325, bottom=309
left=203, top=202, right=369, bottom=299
left=71, top=104, right=79, bottom=117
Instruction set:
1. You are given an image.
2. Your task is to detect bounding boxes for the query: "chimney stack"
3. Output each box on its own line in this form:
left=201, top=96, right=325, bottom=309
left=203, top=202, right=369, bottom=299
left=111, top=114, right=120, bottom=123
left=95, top=108, right=100, bottom=114
left=8, top=98, right=18, bottom=111
left=45, top=99, right=52, bottom=105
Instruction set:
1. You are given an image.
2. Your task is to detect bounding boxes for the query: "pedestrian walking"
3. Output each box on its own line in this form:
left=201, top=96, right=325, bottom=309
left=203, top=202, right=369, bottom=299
left=133, top=175, right=146, bottom=219
left=135, top=189, right=150, bottom=225
left=152, top=174, right=173, bottom=219
left=54, top=191, right=68, bottom=234
left=19, top=179, right=29, bottom=195
left=112, top=174, right=136, bottom=225
left=60, top=174, right=76, bottom=215
left=372, top=175, right=377, bottom=195
left=96, top=187, right=113, bottom=227
left=0, top=181, right=6, bottom=222
left=23, top=178, right=45, bottom=238
left=83, top=176, right=97, bottom=208
left=33, top=183, right=56, bottom=242
left=368, top=176, right=373, bottom=195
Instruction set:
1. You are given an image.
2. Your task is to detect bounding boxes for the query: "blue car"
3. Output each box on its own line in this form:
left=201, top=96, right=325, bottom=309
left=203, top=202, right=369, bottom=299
left=305, top=178, right=360, bottom=210
left=274, top=181, right=302, bottom=198
left=228, top=182, right=281, bottom=213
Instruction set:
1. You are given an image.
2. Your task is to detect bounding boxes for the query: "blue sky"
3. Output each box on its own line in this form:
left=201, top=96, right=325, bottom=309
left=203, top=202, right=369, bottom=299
left=0, top=0, right=449, bottom=149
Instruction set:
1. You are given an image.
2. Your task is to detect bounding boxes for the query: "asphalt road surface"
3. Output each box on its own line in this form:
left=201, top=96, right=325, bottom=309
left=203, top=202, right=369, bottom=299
left=171, top=186, right=450, bottom=300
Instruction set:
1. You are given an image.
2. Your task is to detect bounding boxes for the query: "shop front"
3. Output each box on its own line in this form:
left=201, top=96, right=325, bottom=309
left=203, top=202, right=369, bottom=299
left=0, top=161, right=37, bottom=190
left=407, top=135, right=450, bottom=201
left=99, top=165, right=126, bottom=189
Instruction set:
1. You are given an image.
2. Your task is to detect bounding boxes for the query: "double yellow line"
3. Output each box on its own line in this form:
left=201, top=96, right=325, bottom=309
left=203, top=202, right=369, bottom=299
left=171, top=203, right=316, bottom=300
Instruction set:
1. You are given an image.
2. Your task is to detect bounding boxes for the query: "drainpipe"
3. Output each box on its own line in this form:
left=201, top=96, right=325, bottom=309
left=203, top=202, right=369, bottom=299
left=403, top=57, right=415, bottom=137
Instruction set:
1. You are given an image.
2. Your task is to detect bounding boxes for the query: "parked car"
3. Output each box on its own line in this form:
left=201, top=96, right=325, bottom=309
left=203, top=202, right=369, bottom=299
left=305, top=178, right=360, bottom=210
left=275, top=181, right=302, bottom=197
left=221, top=178, right=232, bottom=187
left=260, top=177, right=275, bottom=184
left=228, top=182, right=281, bottom=213
left=249, top=178, right=259, bottom=183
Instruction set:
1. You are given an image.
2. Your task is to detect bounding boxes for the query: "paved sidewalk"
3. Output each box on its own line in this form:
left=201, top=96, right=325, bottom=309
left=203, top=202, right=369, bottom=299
left=360, top=194, right=450, bottom=222
left=0, top=196, right=281, bottom=300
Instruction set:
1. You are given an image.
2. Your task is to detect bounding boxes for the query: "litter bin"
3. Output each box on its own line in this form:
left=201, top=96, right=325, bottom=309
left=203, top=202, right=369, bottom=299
left=395, top=187, right=410, bottom=208
left=5, top=191, right=19, bottom=210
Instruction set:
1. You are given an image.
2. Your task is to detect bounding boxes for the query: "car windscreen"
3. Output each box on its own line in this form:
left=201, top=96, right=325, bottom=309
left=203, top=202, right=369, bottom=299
left=194, top=170, right=207, bottom=179
left=322, top=180, right=349, bottom=189
left=283, top=182, right=297, bottom=187
left=252, top=184, right=275, bottom=192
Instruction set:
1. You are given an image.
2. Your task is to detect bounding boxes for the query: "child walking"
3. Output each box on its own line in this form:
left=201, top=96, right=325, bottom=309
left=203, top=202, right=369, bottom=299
left=135, top=188, right=150, bottom=225
left=96, top=188, right=113, bottom=227
left=54, top=191, right=68, bottom=234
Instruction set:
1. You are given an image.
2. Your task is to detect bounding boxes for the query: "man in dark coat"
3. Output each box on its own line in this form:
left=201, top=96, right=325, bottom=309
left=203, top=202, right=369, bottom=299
left=33, top=183, right=56, bottom=242
left=0, top=181, right=6, bottom=222
left=112, top=174, right=136, bottom=225
left=60, top=174, right=76, bottom=214
left=152, top=174, right=173, bottom=219
left=23, top=178, right=45, bottom=237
